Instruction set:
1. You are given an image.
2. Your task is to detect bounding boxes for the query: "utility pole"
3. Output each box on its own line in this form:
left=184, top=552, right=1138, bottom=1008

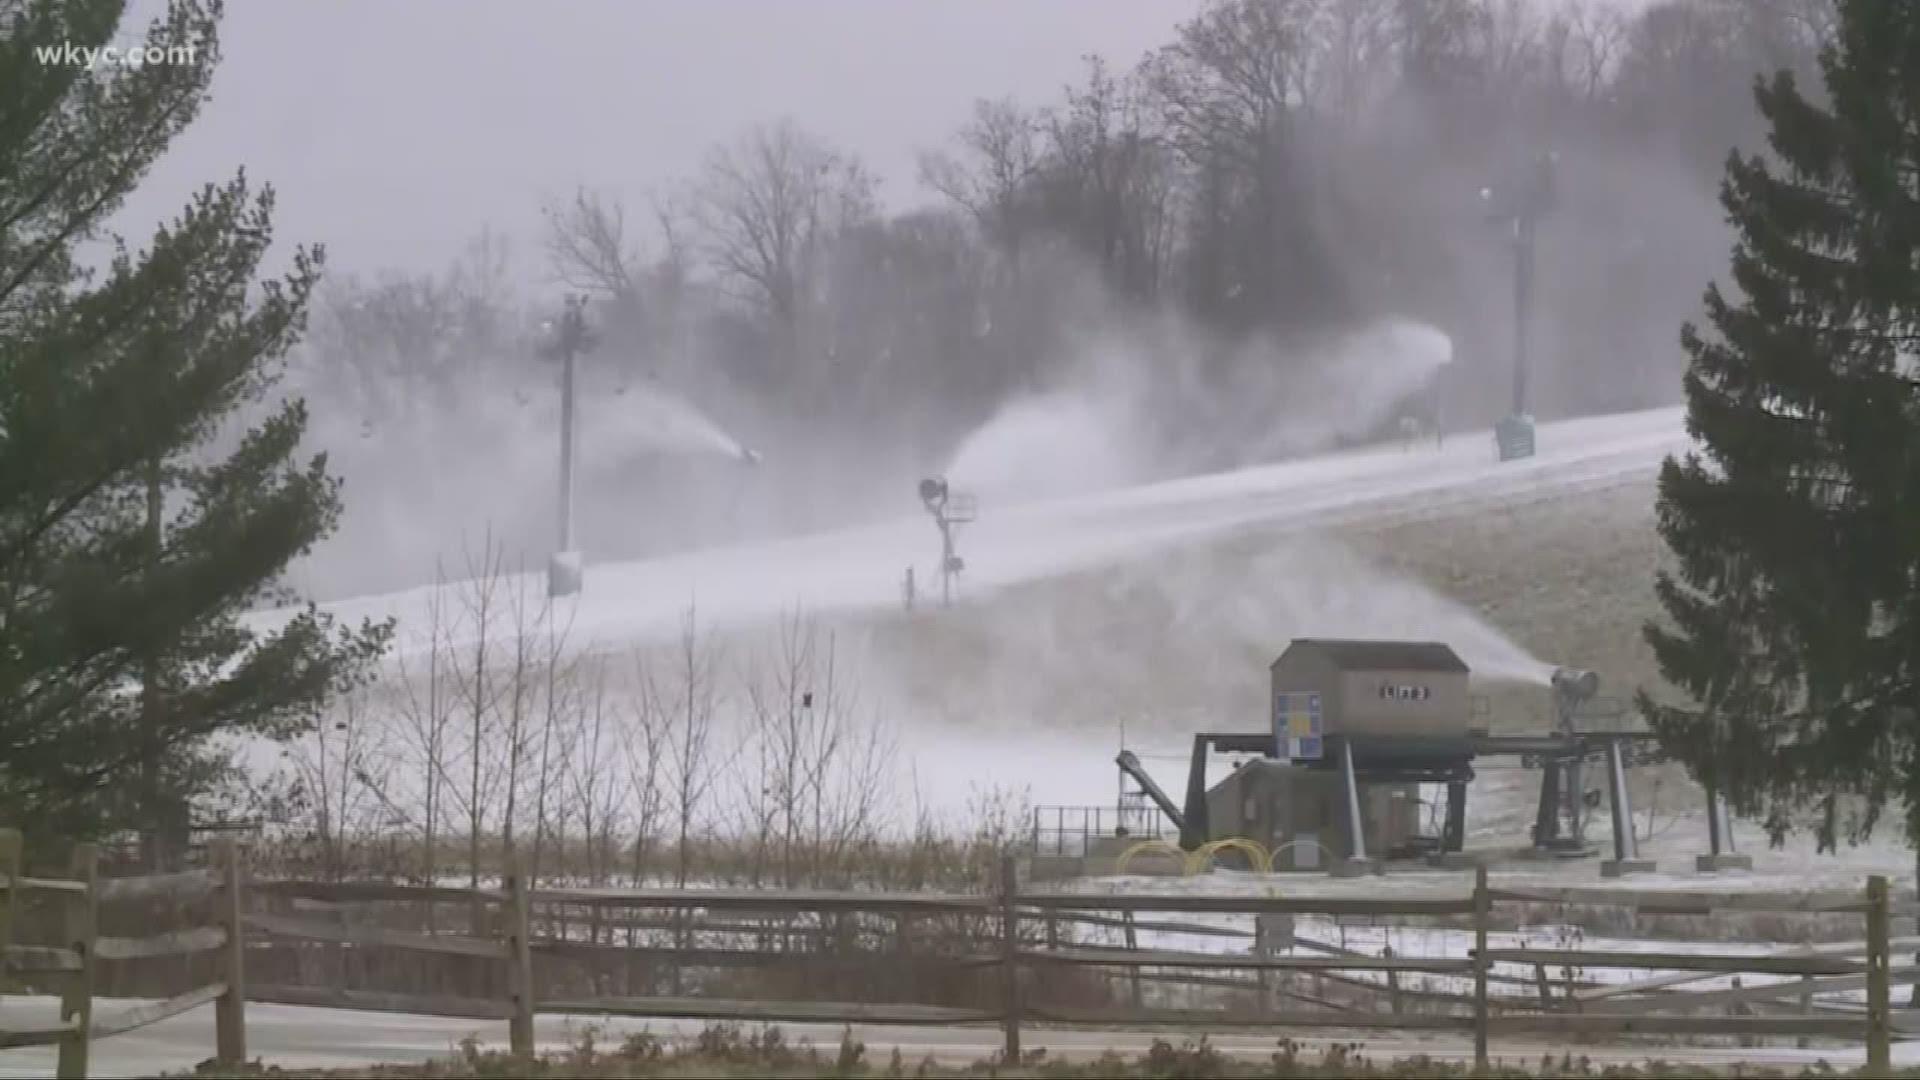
left=541, top=294, right=596, bottom=597
left=1484, top=150, right=1557, bottom=462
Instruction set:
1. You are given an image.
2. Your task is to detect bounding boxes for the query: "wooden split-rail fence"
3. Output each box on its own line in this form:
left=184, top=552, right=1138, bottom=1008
left=2, top=832, right=1915, bottom=1078
left=0, top=829, right=245, bottom=1078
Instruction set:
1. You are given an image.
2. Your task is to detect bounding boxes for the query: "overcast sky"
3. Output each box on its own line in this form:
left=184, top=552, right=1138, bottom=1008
left=115, top=0, right=1192, bottom=283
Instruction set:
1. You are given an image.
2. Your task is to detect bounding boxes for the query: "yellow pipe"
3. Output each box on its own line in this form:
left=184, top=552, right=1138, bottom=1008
left=1187, top=837, right=1274, bottom=875
left=1114, top=838, right=1187, bottom=876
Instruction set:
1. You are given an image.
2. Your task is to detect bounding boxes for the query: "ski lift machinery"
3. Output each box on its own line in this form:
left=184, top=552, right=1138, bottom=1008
left=1111, top=641, right=1668, bottom=876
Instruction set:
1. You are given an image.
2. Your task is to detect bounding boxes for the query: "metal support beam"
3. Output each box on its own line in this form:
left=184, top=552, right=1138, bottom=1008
left=1605, top=739, right=1636, bottom=862
left=1601, top=739, right=1655, bottom=876
left=1532, top=761, right=1561, bottom=848
left=1566, top=753, right=1585, bottom=844
left=1511, top=214, right=1534, bottom=417
left=1705, top=773, right=1723, bottom=857
left=1115, top=751, right=1185, bottom=835
left=1696, top=768, right=1753, bottom=872
left=559, top=328, right=576, bottom=556
left=1179, top=737, right=1212, bottom=851
left=1342, top=740, right=1367, bottom=862
left=1444, top=781, right=1468, bottom=853
left=544, top=294, right=593, bottom=599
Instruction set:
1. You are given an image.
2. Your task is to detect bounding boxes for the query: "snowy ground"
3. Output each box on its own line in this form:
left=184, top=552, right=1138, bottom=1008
left=1055, top=861, right=1913, bottom=1019
left=256, top=409, right=1683, bottom=811
left=253, top=403, right=1920, bottom=881
left=278, top=407, right=1687, bottom=664
left=13, top=409, right=1900, bottom=1075
left=0, top=996, right=1907, bottom=1077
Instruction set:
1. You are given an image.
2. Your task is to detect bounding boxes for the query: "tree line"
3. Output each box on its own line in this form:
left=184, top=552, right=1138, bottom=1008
left=295, top=0, right=1839, bottom=597
left=8, top=0, right=1917, bottom=881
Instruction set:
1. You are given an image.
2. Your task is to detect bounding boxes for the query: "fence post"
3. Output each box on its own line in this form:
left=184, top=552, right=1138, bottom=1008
left=506, top=857, right=535, bottom=1057
left=1472, top=865, right=1489, bottom=1070
left=1867, top=873, right=1890, bottom=1076
left=56, top=843, right=97, bottom=1080
left=997, top=852, right=1021, bottom=1065
left=1729, top=975, right=1755, bottom=1049
left=0, top=828, right=20, bottom=991
left=215, top=841, right=248, bottom=1068
left=1798, top=973, right=1813, bottom=1050
left=1122, top=908, right=1143, bottom=1008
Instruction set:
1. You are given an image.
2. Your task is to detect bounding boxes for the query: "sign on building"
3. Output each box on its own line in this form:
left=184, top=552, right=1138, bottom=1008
left=1274, top=691, right=1322, bottom=761
left=1379, top=684, right=1432, bottom=701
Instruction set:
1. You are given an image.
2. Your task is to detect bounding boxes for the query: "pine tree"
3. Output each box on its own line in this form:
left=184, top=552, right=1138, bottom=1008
left=1641, top=0, right=1920, bottom=850
left=0, top=0, right=391, bottom=847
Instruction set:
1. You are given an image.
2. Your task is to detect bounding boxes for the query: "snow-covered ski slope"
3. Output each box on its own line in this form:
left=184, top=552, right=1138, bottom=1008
left=294, top=406, right=1688, bottom=654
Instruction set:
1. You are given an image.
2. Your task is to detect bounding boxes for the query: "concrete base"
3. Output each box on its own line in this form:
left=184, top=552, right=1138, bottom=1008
left=1029, top=854, right=1189, bottom=880
left=1600, top=859, right=1658, bottom=878
left=1427, top=851, right=1493, bottom=870
left=1331, top=858, right=1382, bottom=878
left=1088, top=856, right=1182, bottom=877
left=1027, top=855, right=1083, bottom=881
left=1695, top=853, right=1754, bottom=873
left=1522, top=842, right=1598, bottom=861
left=548, top=550, right=583, bottom=597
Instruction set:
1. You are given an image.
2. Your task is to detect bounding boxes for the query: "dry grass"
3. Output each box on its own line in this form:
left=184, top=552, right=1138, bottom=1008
left=845, top=469, right=1670, bottom=745
left=1338, top=476, right=1667, bottom=733
left=171, top=1023, right=1862, bottom=1078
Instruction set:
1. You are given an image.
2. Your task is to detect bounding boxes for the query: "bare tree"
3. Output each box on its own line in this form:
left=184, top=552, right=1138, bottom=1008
left=918, top=98, right=1046, bottom=263
left=735, top=612, right=898, bottom=888
left=568, top=660, right=630, bottom=888
left=302, top=229, right=521, bottom=431
left=488, top=573, right=576, bottom=881
left=391, top=559, right=460, bottom=887
left=1304, top=0, right=1400, bottom=125
left=691, top=118, right=877, bottom=325
left=643, top=608, right=726, bottom=886
left=1557, top=0, right=1631, bottom=102
left=1153, top=1, right=1321, bottom=167
left=1151, top=0, right=1353, bottom=327
left=438, top=535, right=512, bottom=889
left=287, top=685, right=393, bottom=881
left=543, top=186, right=642, bottom=300
left=621, top=656, right=669, bottom=888
left=1039, top=55, right=1182, bottom=303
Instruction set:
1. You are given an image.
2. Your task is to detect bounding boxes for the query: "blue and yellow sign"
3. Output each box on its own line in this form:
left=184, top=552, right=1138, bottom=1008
left=1274, top=692, right=1323, bottom=761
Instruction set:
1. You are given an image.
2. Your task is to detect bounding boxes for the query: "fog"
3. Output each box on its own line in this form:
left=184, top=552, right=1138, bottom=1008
left=115, top=0, right=1192, bottom=275
left=19, top=0, right=1855, bottom=870
left=116, top=0, right=1827, bottom=612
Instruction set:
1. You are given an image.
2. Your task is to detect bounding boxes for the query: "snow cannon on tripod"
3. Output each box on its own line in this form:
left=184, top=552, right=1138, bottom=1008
left=917, top=476, right=976, bottom=607
left=1550, top=668, right=1598, bottom=719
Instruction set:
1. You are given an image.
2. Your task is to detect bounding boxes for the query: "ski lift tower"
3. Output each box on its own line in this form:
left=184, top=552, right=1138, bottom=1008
left=539, top=293, right=598, bottom=597
left=917, top=476, right=976, bottom=607
left=1481, top=150, right=1558, bottom=463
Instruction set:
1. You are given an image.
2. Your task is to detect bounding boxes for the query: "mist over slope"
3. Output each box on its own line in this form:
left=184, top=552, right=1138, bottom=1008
left=272, top=411, right=1677, bottom=832
left=287, top=310, right=1460, bottom=599
left=229, top=0, right=1842, bottom=848
left=263, top=1, right=1830, bottom=603
left=945, top=319, right=1455, bottom=505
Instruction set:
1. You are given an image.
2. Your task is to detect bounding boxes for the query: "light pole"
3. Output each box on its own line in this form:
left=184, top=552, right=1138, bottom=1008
left=1482, top=150, right=1557, bottom=462
left=540, top=293, right=597, bottom=597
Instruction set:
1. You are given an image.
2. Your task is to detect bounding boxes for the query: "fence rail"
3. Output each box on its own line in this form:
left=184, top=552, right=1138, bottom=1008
left=1, top=825, right=1910, bottom=1077
left=0, top=828, right=248, bottom=1078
